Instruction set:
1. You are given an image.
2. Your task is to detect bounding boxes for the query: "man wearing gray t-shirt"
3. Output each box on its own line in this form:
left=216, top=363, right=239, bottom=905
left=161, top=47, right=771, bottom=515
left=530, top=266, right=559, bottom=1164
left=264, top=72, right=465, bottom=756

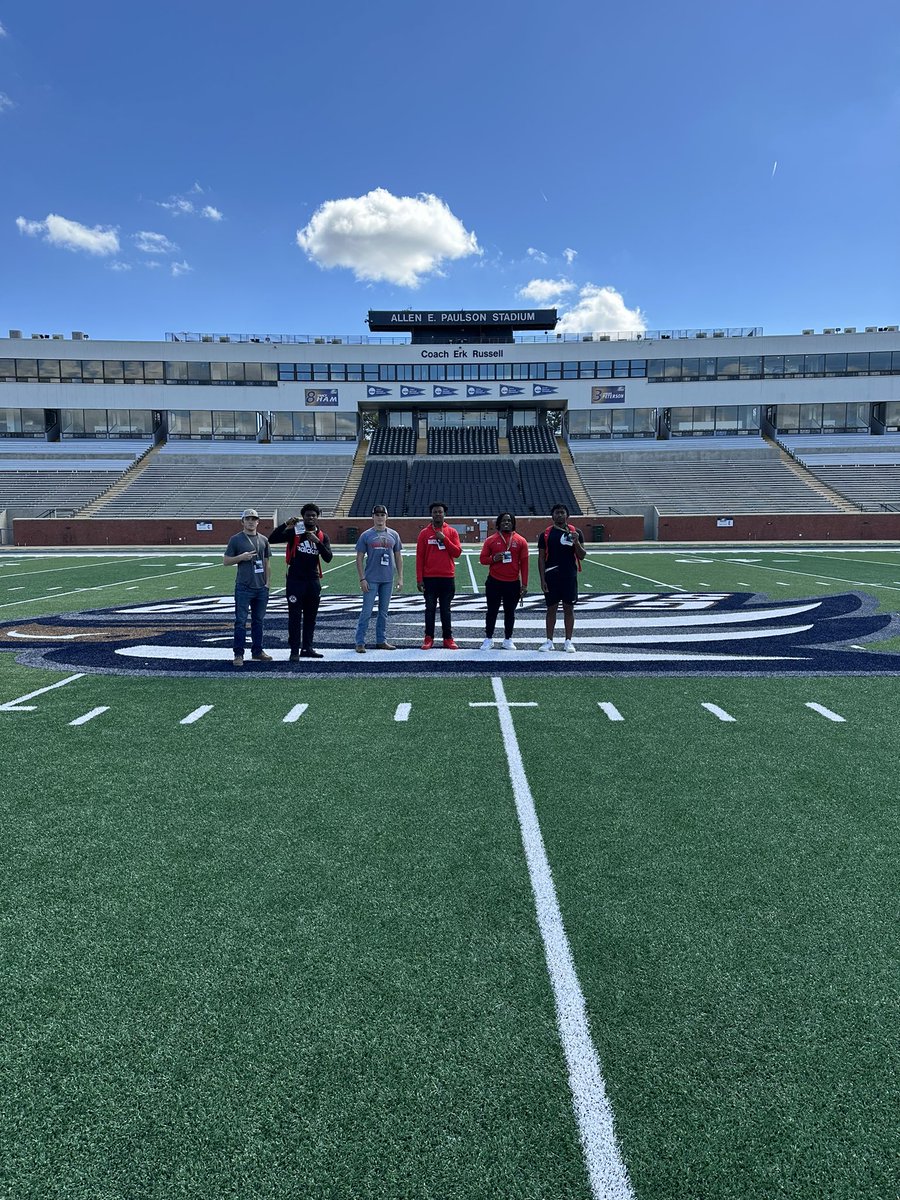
left=354, top=505, right=403, bottom=652
left=223, top=508, right=272, bottom=667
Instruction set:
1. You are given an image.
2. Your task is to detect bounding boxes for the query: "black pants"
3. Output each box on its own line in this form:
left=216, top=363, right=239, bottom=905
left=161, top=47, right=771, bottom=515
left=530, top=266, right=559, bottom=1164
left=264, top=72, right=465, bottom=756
left=423, top=576, right=455, bottom=639
left=485, top=576, right=520, bottom=639
left=287, top=577, right=321, bottom=651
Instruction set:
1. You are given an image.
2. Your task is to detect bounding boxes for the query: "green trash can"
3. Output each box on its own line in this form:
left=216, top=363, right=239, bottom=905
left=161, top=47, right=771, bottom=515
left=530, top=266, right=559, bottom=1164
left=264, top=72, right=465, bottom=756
left=345, top=526, right=359, bottom=544
left=592, top=524, right=605, bottom=542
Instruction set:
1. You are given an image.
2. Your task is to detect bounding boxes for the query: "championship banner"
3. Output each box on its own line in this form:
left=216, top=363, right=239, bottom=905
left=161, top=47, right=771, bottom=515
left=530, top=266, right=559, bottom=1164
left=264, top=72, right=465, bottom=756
left=592, top=385, right=626, bottom=404
left=305, top=388, right=339, bottom=407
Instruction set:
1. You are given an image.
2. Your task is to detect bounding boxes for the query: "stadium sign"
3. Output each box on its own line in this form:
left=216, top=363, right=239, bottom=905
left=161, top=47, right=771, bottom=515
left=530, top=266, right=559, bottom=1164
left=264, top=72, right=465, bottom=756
left=0, top=591, right=898, bottom=679
left=367, top=310, right=557, bottom=331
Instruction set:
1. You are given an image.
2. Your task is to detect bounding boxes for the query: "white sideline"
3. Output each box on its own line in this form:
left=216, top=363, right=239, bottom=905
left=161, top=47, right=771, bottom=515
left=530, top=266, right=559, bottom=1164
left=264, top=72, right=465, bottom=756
left=466, top=553, right=479, bottom=593
left=394, top=703, right=411, bottom=722
left=282, top=704, right=308, bottom=723
left=180, top=705, right=213, bottom=725
left=597, top=703, right=624, bottom=722
left=480, top=676, right=633, bottom=1199
left=701, top=703, right=736, bottom=722
left=69, top=706, right=109, bottom=726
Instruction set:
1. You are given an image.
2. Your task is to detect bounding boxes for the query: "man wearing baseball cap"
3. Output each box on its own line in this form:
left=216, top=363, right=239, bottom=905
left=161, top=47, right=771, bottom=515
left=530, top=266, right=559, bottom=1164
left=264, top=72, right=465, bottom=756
left=223, top=508, right=272, bottom=667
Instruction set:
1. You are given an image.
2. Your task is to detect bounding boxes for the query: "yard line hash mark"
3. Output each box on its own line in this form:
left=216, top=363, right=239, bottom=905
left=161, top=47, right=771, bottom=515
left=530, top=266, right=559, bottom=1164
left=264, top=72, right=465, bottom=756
left=394, top=703, right=412, bottom=722
left=69, top=707, right=109, bottom=726
left=805, top=702, right=846, bottom=723
left=702, top=703, right=736, bottom=722
left=0, top=673, right=86, bottom=712
left=282, top=704, right=308, bottom=723
left=598, top=702, right=624, bottom=721
left=180, top=705, right=213, bottom=725
left=475, top=677, right=634, bottom=1200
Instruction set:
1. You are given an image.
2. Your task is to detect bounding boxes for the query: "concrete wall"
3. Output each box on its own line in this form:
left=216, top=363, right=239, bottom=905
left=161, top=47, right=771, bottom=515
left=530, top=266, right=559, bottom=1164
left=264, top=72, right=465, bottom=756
left=656, top=512, right=900, bottom=540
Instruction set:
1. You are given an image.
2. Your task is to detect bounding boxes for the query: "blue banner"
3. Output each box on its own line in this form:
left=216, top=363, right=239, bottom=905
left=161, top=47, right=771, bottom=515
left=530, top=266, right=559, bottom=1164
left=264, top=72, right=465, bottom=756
left=467, top=385, right=491, bottom=397
left=366, top=385, right=392, bottom=397
left=433, top=386, right=458, bottom=397
left=305, top=388, right=339, bottom=407
left=533, top=384, right=557, bottom=396
left=591, top=385, right=626, bottom=404
left=400, top=386, right=425, bottom=397
left=499, top=385, right=524, bottom=396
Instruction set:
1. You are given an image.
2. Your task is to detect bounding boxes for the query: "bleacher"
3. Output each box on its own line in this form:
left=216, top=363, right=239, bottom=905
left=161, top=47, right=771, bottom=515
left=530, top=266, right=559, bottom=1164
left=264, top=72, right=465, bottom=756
left=349, top=460, right=409, bottom=518
left=519, top=460, right=581, bottom=515
left=0, top=438, right=152, bottom=516
left=426, top=427, right=499, bottom=455
left=406, top=459, right=521, bottom=516
left=368, top=426, right=417, bottom=456
left=97, top=443, right=354, bottom=518
left=777, top=434, right=900, bottom=510
left=571, top=440, right=839, bottom=514
left=508, top=425, right=558, bottom=455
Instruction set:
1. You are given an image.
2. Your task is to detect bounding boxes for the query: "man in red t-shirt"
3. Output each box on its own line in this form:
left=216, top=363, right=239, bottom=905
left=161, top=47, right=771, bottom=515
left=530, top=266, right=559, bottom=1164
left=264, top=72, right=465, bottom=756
left=415, top=502, right=462, bottom=649
left=478, top=512, right=529, bottom=650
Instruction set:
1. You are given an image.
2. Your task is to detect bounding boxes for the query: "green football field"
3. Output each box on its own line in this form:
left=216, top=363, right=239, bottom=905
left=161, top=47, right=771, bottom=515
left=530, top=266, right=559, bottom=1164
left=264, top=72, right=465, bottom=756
left=1, top=544, right=898, bottom=1199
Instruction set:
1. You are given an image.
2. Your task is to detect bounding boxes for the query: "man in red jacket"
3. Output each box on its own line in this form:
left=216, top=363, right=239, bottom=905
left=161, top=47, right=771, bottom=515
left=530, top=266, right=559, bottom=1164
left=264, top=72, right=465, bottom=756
left=415, top=501, right=462, bottom=649
left=479, top=511, right=529, bottom=650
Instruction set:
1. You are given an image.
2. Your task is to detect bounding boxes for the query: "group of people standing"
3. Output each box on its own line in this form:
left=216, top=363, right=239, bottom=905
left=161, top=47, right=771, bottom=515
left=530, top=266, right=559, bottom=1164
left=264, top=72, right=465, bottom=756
left=224, top=501, right=586, bottom=662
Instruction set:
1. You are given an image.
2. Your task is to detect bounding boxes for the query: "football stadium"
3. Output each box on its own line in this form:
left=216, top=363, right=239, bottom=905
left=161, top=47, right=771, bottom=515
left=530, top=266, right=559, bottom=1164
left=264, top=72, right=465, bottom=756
left=1, top=310, right=898, bottom=1199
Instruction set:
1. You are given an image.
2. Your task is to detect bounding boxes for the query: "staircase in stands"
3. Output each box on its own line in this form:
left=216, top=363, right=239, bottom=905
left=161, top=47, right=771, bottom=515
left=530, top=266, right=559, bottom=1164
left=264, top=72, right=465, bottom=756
left=333, top=440, right=368, bottom=518
left=762, top=434, right=860, bottom=513
left=75, top=441, right=164, bottom=516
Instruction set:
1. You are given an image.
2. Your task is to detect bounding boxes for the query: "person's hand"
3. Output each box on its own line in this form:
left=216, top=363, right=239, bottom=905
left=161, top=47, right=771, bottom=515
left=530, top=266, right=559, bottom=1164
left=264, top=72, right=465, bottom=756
left=395, top=579, right=403, bottom=592
left=241, top=550, right=255, bottom=562
left=417, top=582, right=424, bottom=593
left=541, top=581, right=549, bottom=594
left=360, top=579, right=369, bottom=593
left=493, top=552, right=503, bottom=563
left=286, top=516, right=299, bottom=527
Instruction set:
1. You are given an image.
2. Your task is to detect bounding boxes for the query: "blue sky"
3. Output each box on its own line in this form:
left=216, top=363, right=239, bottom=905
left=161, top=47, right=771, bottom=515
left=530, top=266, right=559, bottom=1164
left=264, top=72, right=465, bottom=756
left=2, top=0, right=899, bottom=341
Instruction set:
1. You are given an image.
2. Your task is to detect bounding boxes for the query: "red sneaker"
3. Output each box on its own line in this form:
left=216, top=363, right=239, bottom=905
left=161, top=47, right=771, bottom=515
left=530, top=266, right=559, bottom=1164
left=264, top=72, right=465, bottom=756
left=421, top=636, right=434, bottom=650
left=442, top=638, right=460, bottom=650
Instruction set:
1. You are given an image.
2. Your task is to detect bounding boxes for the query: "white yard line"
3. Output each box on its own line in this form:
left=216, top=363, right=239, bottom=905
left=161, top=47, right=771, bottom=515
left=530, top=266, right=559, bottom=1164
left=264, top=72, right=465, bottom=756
left=729, top=560, right=900, bottom=593
left=805, top=702, right=846, bottom=723
left=584, top=559, right=686, bottom=593
left=597, top=702, right=624, bottom=722
left=394, top=703, right=412, bottom=722
left=466, top=553, right=479, bottom=593
left=283, top=704, right=308, bottom=723
left=69, top=707, right=109, bottom=726
left=0, top=566, right=221, bottom=611
left=0, top=673, right=86, bottom=712
left=471, top=677, right=633, bottom=1200
left=180, top=705, right=213, bottom=725
left=701, top=703, right=736, bottom=722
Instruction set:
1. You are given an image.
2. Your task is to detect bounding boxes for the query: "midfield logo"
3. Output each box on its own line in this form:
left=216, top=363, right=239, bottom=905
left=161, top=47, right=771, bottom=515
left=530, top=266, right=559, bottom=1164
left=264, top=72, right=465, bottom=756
left=0, top=591, right=898, bottom=678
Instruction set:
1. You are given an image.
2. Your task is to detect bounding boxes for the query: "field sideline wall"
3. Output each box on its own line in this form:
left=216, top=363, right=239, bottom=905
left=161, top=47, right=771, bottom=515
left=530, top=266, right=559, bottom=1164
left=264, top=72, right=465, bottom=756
left=11, top=515, right=646, bottom=547
left=12, top=512, right=900, bottom=545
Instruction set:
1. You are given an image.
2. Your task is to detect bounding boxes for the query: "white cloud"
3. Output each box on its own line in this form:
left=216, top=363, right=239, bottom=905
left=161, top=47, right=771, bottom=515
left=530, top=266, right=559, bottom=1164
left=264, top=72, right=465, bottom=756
left=556, top=284, right=646, bottom=334
left=0, top=21, right=7, bottom=35
left=159, top=196, right=195, bottom=216
left=134, top=230, right=178, bottom=254
left=143, top=261, right=161, bottom=270
left=0, top=92, right=14, bottom=113
left=563, top=247, right=577, bottom=265
left=527, top=247, right=549, bottom=264
left=109, top=261, right=132, bottom=272
left=16, top=212, right=119, bottom=255
left=518, top=277, right=576, bottom=304
left=296, top=187, right=480, bottom=287
left=201, top=205, right=223, bottom=221
left=189, top=181, right=204, bottom=194
left=171, top=260, right=192, bottom=277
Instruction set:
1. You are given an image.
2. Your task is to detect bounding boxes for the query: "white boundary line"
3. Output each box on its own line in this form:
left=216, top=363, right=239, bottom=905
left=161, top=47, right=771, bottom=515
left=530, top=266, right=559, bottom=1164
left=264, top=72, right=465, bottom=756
left=283, top=704, right=308, bottom=723
left=701, top=702, right=736, bottom=722
left=805, top=702, right=846, bottom=722
left=0, top=566, right=222, bottom=611
left=0, top=673, right=86, bottom=712
left=180, top=705, right=213, bottom=725
left=466, top=553, right=479, bottom=593
left=479, top=676, right=633, bottom=1199
left=597, top=703, right=624, bottom=722
left=69, top=706, right=109, bottom=726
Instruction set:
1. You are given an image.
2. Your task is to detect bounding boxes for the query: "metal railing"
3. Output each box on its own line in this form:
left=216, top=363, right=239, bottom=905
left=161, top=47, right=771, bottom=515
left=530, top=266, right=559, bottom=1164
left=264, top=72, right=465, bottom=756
left=165, top=326, right=763, bottom=348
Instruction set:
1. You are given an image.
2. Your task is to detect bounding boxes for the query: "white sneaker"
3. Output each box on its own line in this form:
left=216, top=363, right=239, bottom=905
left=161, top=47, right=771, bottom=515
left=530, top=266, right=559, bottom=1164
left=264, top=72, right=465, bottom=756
left=480, top=638, right=493, bottom=651
left=563, top=639, right=576, bottom=653
left=538, top=640, right=554, bottom=652
left=501, top=639, right=516, bottom=651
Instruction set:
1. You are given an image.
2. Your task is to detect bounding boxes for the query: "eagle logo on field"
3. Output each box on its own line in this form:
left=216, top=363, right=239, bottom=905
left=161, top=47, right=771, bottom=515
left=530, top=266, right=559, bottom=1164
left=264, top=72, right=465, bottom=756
left=1, top=591, right=898, bottom=678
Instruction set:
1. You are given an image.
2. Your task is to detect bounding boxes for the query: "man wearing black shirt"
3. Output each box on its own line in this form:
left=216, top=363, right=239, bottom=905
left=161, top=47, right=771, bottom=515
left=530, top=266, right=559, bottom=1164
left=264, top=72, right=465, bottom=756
left=537, top=503, right=586, bottom=653
left=269, top=503, right=333, bottom=660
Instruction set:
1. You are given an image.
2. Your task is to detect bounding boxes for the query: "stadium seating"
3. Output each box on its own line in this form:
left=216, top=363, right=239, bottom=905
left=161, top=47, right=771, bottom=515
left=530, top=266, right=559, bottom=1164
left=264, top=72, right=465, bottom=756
left=349, top=460, right=409, bottom=518
left=519, top=460, right=581, bottom=515
left=0, top=439, right=152, bottom=516
left=571, top=441, right=839, bottom=514
left=777, top=433, right=900, bottom=510
left=508, top=425, right=558, bottom=454
left=368, top=426, right=416, bottom=456
left=97, top=444, right=354, bottom=518
left=406, top=459, right=521, bottom=516
left=426, top=427, right=499, bottom=455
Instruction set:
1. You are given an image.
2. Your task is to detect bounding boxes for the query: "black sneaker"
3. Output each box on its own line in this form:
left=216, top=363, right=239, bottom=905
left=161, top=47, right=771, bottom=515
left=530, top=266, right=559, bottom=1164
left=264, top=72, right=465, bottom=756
left=288, top=651, right=300, bottom=663
left=299, top=649, right=323, bottom=659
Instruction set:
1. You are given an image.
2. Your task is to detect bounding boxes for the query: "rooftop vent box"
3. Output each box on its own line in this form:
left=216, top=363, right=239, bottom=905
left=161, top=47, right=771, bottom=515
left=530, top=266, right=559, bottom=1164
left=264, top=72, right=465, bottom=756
left=696, top=331, right=707, bottom=337
left=843, top=326, right=856, bottom=334
left=201, top=335, right=213, bottom=342
left=52, top=333, right=63, bottom=340
left=9, top=329, right=22, bottom=339
left=823, top=328, right=837, bottom=334
left=713, top=330, right=725, bottom=337
left=881, top=324, right=899, bottom=332
left=597, top=334, right=610, bottom=341
left=218, top=336, right=230, bottom=343
left=802, top=329, right=814, bottom=335
left=865, top=326, right=878, bottom=333
left=72, top=331, right=85, bottom=340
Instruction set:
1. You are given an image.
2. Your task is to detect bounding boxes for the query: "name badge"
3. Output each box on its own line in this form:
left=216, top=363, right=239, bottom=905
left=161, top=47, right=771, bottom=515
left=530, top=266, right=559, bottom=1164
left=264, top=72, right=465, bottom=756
left=253, top=557, right=264, bottom=574
left=501, top=551, right=512, bottom=564
left=560, top=534, right=573, bottom=546
left=380, top=552, right=390, bottom=567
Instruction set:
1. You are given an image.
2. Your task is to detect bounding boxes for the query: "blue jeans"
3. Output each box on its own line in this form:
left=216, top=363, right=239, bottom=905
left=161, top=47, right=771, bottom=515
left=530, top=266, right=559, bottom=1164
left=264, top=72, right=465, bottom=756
left=355, top=580, right=393, bottom=645
left=233, top=585, right=269, bottom=656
